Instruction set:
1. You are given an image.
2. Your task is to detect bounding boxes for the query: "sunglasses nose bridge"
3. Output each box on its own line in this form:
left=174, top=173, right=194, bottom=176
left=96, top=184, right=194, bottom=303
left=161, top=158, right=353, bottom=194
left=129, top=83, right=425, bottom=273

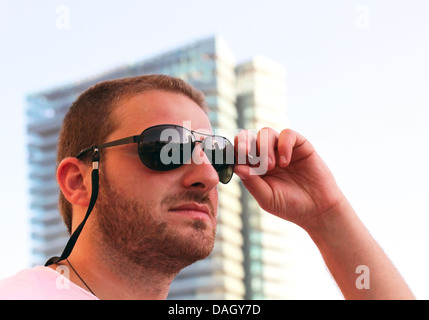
left=191, top=139, right=208, bottom=160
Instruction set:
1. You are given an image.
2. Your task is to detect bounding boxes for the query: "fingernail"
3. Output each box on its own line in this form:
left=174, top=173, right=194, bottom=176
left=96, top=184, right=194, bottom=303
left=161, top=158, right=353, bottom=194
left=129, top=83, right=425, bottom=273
left=279, top=155, right=287, bottom=166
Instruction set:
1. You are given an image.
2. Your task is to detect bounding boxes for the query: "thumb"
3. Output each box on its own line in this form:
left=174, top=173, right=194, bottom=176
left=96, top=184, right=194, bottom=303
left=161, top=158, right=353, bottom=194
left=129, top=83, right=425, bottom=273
left=234, top=164, right=272, bottom=204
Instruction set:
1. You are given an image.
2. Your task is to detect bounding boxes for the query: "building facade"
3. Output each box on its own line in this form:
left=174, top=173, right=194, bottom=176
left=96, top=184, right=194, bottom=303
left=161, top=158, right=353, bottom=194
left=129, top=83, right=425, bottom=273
left=236, top=57, right=297, bottom=299
left=26, top=36, right=294, bottom=299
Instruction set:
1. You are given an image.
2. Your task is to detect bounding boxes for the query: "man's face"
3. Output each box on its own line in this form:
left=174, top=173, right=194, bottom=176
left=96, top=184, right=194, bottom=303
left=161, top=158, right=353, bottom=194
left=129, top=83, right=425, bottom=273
left=92, top=90, right=219, bottom=273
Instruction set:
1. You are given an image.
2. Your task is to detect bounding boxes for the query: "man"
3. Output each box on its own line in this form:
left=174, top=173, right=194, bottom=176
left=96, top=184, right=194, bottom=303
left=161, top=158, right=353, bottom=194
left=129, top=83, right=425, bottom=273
left=0, top=74, right=414, bottom=299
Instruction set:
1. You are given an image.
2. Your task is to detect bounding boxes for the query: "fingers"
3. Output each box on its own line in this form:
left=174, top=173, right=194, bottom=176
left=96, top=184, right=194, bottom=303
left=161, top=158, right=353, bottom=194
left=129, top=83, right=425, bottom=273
left=277, top=128, right=314, bottom=166
left=277, top=128, right=296, bottom=167
left=234, top=127, right=312, bottom=176
left=233, top=128, right=279, bottom=207
left=257, top=127, right=279, bottom=171
left=234, top=129, right=253, bottom=166
left=234, top=128, right=278, bottom=172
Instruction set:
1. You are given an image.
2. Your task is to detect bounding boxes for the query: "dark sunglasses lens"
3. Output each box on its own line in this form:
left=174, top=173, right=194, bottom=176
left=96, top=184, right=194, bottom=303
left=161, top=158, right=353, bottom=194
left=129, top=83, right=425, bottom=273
left=138, top=125, right=193, bottom=171
left=204, top=137, right=235, bottom=184
left=213, top=163, right=234, bottom=184
left=138, top=125, right=234, bottom=183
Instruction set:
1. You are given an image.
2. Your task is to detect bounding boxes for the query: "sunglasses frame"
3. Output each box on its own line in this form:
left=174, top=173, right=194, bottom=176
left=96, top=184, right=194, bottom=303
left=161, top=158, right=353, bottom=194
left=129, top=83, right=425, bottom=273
left=74, top=124, right=235, bottom=184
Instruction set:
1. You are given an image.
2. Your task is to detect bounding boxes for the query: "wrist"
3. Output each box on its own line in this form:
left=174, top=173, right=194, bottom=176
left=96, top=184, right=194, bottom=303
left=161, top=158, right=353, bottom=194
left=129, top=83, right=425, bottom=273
left=302, top=196, right=356, bottom=242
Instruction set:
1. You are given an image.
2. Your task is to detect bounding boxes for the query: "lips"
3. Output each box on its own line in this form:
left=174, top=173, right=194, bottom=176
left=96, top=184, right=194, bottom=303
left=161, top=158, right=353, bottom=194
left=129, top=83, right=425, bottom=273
left=168, top=202, right=211, bottom=220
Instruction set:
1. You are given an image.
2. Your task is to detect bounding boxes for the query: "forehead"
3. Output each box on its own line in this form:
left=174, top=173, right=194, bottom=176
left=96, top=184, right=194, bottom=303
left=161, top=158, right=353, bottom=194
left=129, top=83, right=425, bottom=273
left=110, top=90, right=212, bottom=138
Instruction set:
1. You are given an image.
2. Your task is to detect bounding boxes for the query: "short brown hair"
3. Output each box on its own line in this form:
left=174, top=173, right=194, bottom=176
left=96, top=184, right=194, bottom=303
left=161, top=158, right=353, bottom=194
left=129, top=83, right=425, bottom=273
left=57, top=74, right=208, bottom=233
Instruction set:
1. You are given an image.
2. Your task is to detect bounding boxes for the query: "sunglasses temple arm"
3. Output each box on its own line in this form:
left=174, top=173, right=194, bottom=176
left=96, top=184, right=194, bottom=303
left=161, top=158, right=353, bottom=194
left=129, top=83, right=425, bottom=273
left=45, top=149, right=100, bottom=266
left=74, top=136, right=139, bottom=158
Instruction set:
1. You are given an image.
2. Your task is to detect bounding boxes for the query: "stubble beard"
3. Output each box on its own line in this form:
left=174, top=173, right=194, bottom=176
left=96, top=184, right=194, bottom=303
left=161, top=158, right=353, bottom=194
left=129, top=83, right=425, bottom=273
left=92, top=179, right=216, bottom=276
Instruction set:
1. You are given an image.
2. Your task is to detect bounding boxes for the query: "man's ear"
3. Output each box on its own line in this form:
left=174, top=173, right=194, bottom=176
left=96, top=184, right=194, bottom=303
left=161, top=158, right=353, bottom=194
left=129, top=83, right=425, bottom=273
left=57, top=157, right=91, bottom=207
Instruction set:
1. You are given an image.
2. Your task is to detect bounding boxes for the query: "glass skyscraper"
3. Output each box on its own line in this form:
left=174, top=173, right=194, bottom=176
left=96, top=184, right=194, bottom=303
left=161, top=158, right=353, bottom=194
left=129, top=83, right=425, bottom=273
left=236, top=57, right=297, bottom=299
left=26, top=36, right=295, bottom=299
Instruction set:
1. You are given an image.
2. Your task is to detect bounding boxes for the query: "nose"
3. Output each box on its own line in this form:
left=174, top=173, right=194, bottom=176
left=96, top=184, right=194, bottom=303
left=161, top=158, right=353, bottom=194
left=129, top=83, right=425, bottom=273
left=181, top=143, right=219, bottom=191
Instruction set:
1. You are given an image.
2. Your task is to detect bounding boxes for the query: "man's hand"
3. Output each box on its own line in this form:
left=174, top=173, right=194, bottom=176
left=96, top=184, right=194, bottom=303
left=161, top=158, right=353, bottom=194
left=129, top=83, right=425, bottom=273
left=234, top=128, right=345, bottom=230
left=234, top=127, right=415, bottom=300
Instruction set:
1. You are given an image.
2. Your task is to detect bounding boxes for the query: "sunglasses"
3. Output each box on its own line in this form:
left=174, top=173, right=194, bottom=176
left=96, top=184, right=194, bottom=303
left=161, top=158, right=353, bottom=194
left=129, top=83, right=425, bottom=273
left=75, top=124, right=235, bottom=184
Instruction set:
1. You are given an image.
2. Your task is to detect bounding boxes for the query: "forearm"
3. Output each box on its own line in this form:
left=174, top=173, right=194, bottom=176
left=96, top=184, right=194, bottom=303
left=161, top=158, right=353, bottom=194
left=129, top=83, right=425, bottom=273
left=304, top=200, right=415, bottom=300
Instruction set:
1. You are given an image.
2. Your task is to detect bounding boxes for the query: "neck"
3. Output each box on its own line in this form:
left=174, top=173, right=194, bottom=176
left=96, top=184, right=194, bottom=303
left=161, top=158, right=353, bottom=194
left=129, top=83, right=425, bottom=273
left=65, top=246, right=178, bottom=300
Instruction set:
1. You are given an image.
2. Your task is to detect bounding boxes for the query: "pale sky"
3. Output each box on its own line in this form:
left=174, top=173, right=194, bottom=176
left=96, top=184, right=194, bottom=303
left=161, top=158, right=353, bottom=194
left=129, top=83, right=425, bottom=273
left=1, top=0, right=428, bottom=299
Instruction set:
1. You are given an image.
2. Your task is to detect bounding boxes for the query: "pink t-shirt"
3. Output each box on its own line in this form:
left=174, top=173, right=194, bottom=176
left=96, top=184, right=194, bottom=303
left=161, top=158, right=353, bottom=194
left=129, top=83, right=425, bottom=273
left=0, top=266, right=98, bottom=300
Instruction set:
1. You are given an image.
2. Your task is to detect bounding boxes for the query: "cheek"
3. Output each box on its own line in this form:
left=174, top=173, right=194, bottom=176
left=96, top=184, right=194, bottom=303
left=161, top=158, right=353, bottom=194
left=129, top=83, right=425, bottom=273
left=211, top=188, right=219, bottom=214
left=116, top=174, right=166, bottom=200
left=103, top=152, right=163, bottom=192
